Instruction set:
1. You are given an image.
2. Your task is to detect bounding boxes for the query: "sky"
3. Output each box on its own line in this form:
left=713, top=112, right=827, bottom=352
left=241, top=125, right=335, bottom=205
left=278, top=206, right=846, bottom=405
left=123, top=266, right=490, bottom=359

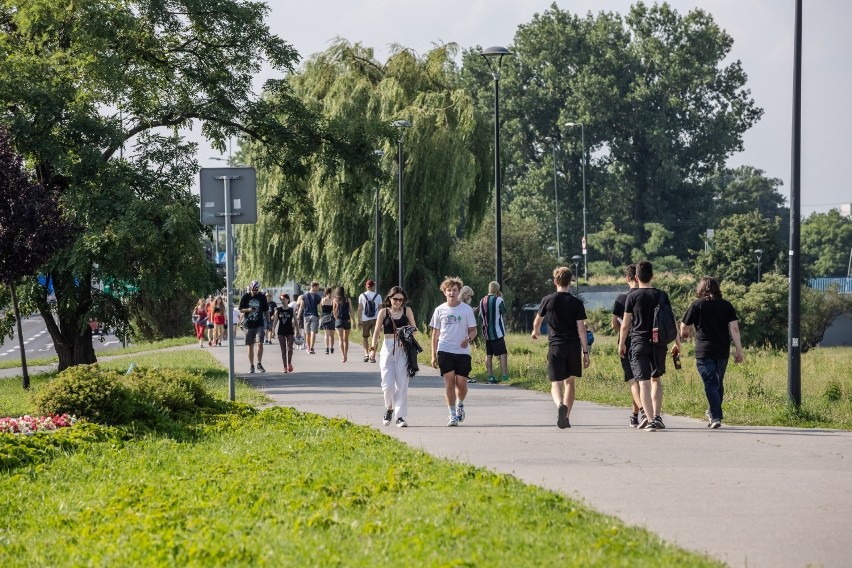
left=198, top=0, right=852, bottom=217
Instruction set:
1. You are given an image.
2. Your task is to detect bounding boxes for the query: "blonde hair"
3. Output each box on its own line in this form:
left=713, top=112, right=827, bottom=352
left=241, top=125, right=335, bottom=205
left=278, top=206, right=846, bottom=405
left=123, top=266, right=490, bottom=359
left=459, top=285, right=474, bottom=302
left=440, top=276, right=464, bottom=293
left=488, top=281, right=501, bottom=296
left=553, top=266, right=573, bottom=287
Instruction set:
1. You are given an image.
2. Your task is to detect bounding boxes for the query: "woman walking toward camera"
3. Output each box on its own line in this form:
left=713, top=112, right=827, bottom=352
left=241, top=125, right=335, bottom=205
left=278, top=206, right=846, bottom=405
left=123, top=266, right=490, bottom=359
left=212, top=296, right=226, bottom=346
left=193, top=298, right=208, bottom=347
left=369, top=286, right=417, bottom=428
left=273, top=293, right=296, bottom=373
left=680, top=276, right=744, bottom=429
left=333, top=285, right=353, bottom=362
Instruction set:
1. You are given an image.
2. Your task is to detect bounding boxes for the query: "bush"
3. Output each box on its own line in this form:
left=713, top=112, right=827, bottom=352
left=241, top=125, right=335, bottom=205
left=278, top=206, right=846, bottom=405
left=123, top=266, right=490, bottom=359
left=34, top=365, right=136, bottom=424
left=34, top=365, right=221, bottom=428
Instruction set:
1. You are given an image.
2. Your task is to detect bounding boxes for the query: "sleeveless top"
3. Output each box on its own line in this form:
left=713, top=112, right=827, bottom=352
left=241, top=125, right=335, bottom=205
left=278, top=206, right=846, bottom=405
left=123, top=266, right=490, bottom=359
left=382, top=310, right=410, bottom=334
left=321, top=304, right=332, bottom=315
left=336, top=299, right=350, bottom=321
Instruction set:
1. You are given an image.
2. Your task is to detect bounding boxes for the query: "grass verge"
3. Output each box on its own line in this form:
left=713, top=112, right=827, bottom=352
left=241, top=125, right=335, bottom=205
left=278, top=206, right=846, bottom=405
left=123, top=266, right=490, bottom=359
left=0, top=405, right=720, bottom=566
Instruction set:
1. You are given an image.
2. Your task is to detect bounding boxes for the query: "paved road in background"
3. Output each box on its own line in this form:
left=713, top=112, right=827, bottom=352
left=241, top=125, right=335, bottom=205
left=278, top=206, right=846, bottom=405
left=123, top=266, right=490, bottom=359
left=206, top=339, right=852, bottom=568
left=0, top=315, right=124, bottom=363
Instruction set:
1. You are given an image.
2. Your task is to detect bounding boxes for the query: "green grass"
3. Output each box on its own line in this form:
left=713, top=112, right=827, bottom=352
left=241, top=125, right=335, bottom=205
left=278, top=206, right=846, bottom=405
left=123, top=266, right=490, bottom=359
left=0, top=406, right=719, bottom=566
left=472, top=334, right=852, bottom=430
left=0, top=349, right=268, bottom=418
left=0, top=336, right=197, bottom=370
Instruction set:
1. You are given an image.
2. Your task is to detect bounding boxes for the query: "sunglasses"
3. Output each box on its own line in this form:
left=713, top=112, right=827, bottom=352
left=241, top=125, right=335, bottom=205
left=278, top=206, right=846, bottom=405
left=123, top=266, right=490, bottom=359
left=391, top=297, right=405, bottom=302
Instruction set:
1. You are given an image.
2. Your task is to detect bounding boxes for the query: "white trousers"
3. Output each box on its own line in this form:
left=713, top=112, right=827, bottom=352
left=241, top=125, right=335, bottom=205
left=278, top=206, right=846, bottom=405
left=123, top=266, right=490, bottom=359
left=380, top=338, right=409, bottom=420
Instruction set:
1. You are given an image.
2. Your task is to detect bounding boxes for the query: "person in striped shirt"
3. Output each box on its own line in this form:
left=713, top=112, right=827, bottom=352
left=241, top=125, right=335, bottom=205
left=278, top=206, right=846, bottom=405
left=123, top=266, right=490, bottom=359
left=479, top=281, right=509, bottom=383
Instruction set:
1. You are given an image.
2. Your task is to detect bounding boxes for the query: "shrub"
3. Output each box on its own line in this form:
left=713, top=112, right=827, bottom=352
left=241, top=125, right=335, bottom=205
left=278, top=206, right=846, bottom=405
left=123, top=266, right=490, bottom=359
left=123, top=367, right=218, bottom=414
left=34, top=365, right=136, bottom=424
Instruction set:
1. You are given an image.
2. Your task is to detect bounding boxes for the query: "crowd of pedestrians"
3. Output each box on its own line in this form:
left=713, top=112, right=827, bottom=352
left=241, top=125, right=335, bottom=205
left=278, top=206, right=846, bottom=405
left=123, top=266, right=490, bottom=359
left=196, top=260, right=743, bottom=431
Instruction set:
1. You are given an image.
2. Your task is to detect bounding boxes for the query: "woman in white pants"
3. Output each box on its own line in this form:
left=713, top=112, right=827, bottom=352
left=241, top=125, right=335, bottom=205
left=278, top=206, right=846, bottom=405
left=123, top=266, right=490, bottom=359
left=369, top=286, right=416, bottom=428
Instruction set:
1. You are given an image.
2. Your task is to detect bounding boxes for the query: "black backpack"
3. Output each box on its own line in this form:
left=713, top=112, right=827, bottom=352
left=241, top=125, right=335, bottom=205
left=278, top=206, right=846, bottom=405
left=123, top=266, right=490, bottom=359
left=363, top=292, right=378, bottom=318
left=652, top=290, right=678, bottom=345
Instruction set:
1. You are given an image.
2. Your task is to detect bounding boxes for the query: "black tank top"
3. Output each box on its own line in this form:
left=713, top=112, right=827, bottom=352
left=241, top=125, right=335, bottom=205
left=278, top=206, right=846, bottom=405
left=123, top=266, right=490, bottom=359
left=382, top=310, right=410, bottom=334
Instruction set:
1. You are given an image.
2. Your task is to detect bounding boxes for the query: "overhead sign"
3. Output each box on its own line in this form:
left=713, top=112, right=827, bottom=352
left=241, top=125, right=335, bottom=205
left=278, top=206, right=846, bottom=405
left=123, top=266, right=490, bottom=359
left=198, top=167, right=258, bottom=225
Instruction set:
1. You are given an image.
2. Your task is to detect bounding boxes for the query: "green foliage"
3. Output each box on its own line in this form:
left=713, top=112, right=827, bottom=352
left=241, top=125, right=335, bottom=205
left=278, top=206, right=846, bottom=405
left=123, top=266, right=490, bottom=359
left=694, top=211, right=783, bottom=285
left=801, top=209, right=852, bottom=278
left=0, top=405, right=720, bottom=566
left=702, top=166, right=788, bottom=229
left=0, top=422, right=125, bottom=472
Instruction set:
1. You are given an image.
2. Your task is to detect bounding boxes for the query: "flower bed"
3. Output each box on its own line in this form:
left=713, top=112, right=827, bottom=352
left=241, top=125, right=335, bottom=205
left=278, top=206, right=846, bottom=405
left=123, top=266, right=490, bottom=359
left=0, top=414, right=77, bottom=435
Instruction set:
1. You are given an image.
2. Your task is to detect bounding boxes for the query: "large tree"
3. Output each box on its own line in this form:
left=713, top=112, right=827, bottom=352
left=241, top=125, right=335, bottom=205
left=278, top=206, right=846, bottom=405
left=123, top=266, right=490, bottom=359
left=0, top=0, right=350, bottom=369
left=462, top=1, right=763, bottom=264
left=801, top=209, right=852, bottom=279
left=693, top=211, right=783, bottom=285
left=238, top=41, right=492, bottom=319
left=0, top=127, right=71, bottom=387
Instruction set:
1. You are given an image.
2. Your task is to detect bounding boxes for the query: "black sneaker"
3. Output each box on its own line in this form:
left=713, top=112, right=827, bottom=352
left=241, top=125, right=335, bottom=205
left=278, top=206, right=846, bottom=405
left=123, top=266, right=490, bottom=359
left=557, top=404, right=569, bottom=429
left=637, top=415, right=649, bottom=430
left=630, top=413, right=639, bottom=428
left=395, top=417, right=408, bottom=428
left=653, top=416, right=665, bottom=430
left=256, top=363, right=266, bottom=373
left=363, top=355, right=369, bottom=362
left=382, top=409, right=393, bottom=426
left=646, top=419, right=659, bottom=431
left=709, top=419, right=722, bottom=429
left=249, top=365, right=255, bottom=374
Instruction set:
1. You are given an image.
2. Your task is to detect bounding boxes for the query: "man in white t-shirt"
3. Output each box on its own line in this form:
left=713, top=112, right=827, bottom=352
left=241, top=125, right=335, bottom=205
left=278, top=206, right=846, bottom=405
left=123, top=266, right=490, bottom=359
left=429, top=276, right=478, bottom=427
left=357, top=279, right=383, bottom=363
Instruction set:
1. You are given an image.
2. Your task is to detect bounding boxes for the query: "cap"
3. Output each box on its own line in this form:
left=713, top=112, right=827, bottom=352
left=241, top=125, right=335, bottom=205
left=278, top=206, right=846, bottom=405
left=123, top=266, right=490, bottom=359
left=250, top=280, right=260, bottom=291
left=366, top=279, right=375, bottom=287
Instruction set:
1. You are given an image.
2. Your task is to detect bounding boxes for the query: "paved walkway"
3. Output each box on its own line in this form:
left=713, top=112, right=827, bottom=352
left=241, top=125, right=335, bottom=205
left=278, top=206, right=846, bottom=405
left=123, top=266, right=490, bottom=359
left=5, top=340, right=851, bottom=566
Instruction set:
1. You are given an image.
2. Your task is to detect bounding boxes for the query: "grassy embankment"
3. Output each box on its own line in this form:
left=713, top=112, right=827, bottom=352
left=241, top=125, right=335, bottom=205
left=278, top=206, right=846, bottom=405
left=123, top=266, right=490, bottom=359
left=0, top=349, right=720, bottom=566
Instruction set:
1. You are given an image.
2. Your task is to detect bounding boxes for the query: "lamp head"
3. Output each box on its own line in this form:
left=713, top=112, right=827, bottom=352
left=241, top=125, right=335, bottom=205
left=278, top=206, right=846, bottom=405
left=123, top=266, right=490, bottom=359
left=391, top=119, right=411, bottom=129
left=480, top=46, right=512, bottom=76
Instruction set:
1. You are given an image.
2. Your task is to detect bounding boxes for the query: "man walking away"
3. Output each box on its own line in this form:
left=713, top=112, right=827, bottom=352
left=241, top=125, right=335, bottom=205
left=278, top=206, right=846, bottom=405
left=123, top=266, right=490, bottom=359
left=358, top=279, right=382, bottom=362
left=238, top=280, right=269, bottom=373
left=618, top=260, right=681, bottom=432
left=297, top=281, right=322, bottom=354
left=479, top=281, right=509, bottom=383
left=532, top=267, right=590, bottom=429
left=612, top=264, right=644, bottom=427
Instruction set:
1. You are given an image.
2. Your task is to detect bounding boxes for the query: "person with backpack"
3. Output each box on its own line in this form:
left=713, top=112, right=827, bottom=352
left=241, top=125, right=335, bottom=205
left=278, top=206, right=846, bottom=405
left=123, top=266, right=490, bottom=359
left=617, top=260, right=681, bottom=431
left=680, top=276, right=744, bottom=429
left=357, top=279, right=382, bottom=362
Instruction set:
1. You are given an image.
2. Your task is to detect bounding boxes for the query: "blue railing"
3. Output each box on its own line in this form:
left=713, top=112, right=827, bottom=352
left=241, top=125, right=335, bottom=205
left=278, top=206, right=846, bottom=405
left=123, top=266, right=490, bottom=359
left=809, top=277, right=852, bottom=294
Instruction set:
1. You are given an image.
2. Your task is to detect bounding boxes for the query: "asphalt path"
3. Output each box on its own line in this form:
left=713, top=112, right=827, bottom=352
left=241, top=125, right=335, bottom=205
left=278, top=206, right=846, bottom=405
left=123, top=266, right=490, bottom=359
left=0, top=314, right=125, bottom=363
left=206, top=338, right=852, bottom=568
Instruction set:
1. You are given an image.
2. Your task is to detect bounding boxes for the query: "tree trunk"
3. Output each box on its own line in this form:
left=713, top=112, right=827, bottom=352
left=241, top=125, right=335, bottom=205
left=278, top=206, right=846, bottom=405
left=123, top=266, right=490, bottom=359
left=39, top=270, right=98, bottom=371
left=8, top=281, right=30, bottom=389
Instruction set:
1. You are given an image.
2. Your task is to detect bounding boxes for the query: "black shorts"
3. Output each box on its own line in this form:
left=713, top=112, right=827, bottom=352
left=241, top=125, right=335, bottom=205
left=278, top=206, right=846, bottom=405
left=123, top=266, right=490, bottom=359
left=320, top=316, right=335, bottom=330
left=620, top=341, right=634, bottom=381
left=485, top=337, right=508, bottom=356
left=629, top=342, right=667, bottom=380
left=334, top=319, right=351, bottom=330
left=437, top=352, right=472, bottom=377
left=547, top=343, right=582, bottom=382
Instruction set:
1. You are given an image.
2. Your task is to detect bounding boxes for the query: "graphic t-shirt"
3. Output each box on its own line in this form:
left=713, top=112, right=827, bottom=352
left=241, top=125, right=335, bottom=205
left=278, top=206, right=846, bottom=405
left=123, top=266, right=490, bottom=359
left=238, top=292, right=268, bottom=329
left=682, top=298, right=738, bottom=359
left=538, top=291, right=587, bottom=346
left=275, top=305, right=295, bottom=336
left=429, top=302, right=477, bottom=355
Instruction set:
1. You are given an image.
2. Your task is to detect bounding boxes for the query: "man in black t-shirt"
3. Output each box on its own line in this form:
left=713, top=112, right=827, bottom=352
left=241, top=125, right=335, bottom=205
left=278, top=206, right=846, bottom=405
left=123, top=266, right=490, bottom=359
left=681, top=276, right=744, bottom=429
left=238, top=280, right=269, bottom=373
left=532, top=266, right=590, bottom=429
left=618, top=260, right=681, bottom=431
left=612, top=264, right=643, bottom=427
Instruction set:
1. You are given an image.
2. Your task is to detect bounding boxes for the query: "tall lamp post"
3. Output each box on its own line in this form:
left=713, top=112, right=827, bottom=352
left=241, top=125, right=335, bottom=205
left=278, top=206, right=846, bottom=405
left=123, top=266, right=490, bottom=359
left=754, top=248, right=764, bottom=283
left=544, top=136, right=561, bottom=260
left=392, top=120, right=411, bottom=288
left=571, top=255, right=582, bottom=294
left=565, top=122, right=587, bottom=281
left=373, top=149, right=385, bottom=291
left=481, top=46, right=512, bottom=289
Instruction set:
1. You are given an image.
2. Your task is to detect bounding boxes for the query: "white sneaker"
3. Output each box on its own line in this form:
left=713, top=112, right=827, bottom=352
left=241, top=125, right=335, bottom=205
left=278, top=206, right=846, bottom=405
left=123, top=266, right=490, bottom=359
left=456, top=403, right=465, bottom=423
left=447, top=415, right=459, bottom=427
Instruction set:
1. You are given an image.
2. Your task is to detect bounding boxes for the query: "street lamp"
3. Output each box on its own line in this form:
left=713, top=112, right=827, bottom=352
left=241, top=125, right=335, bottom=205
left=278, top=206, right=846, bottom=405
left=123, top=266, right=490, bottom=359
left=754, top=248, right=764, bottom=283
left=392, top=119, right=411, bottom=288
left=571, top=255, right=582, bottom=294
left=373, top=149, right=384, bottom=292
left=544, top=136, right=560, bottom=260
left=565, top=122, right=587, bottom=282
left=481, top=45, right=512, bottom=289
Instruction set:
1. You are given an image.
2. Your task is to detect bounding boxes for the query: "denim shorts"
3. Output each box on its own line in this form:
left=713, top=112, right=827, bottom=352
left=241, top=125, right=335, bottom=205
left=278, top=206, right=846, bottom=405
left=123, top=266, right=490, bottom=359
left=303, top=314, right=319, bottom=333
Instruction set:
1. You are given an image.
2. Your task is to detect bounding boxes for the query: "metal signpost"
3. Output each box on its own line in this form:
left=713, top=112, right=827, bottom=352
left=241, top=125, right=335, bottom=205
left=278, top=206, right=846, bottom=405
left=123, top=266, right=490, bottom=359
left=199, top=167, right=257, bottom=401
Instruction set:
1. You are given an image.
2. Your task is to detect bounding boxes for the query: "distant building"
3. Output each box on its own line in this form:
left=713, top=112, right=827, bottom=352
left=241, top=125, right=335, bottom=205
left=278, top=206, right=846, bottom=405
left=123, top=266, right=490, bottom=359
left=840, top=203, right=851, bottom=218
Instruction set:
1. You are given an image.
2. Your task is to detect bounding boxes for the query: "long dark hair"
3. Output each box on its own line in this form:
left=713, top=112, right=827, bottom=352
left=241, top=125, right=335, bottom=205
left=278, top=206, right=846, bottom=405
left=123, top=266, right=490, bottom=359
left=335, top=286, right=347, bottom=301
left=383, top=286, right=408, bottom=309
left=696, top=276, right=723, bottom=300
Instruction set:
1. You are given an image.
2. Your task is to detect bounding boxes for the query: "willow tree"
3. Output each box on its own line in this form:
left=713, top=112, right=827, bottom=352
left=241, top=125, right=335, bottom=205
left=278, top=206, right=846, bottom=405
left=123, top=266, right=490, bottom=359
left=239, top=41, right=492, bottom=318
